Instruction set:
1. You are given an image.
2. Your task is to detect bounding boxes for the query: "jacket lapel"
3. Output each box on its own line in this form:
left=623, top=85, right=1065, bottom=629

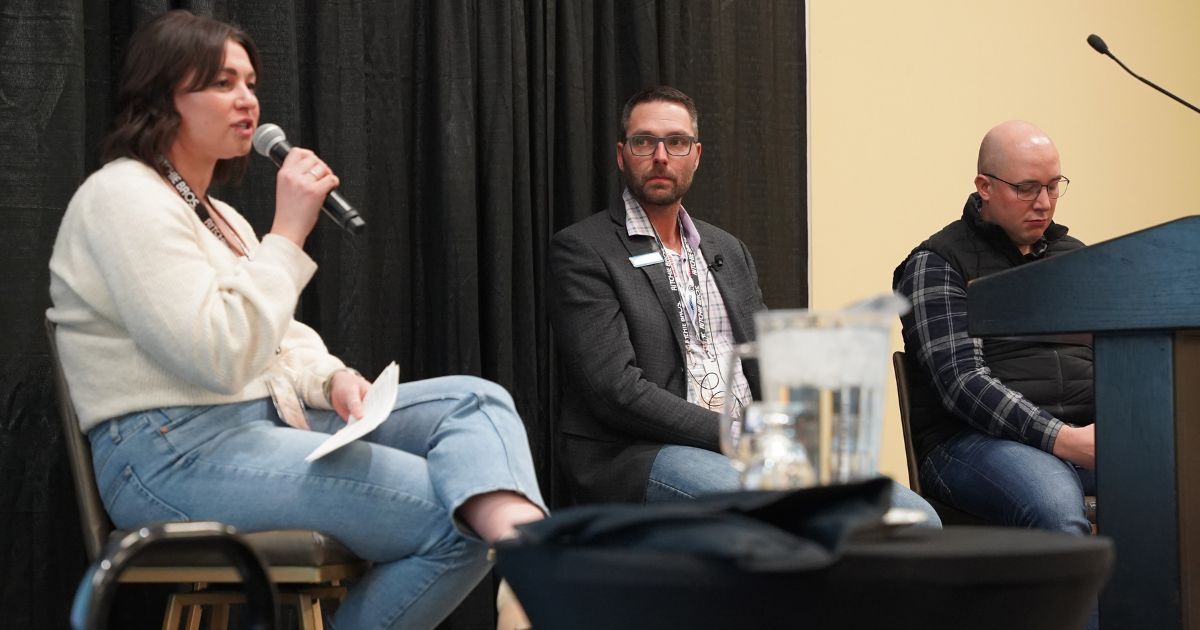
left=610, top=204, right=688, bottom=358
left=695, top=224, right=754, bottom=343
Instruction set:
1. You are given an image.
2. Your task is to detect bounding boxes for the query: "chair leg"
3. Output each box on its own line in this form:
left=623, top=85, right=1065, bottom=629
left=184, top=603, right=202, bottom=630
left=164, top=591, right=246, bottom=630
left=297, top=585, right=344, bottom=629
left=312, top=598, right=325, bottom=630
left=163, top=593, right=209, bottom=630
left=209, top=603, right=231, bottom=630
left=163, top=594, right=185, bottom=630
left=285, top=592, right=319, bottom=630
left=162, top=584, right=344, bottom=630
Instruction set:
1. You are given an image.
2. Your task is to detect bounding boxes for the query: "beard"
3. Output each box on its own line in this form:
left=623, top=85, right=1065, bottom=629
left=620, top=165, right=693, bottom=208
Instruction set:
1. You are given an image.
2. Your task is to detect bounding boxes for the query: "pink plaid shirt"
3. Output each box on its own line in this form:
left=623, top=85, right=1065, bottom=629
left=623, top=190, right=751, bottom=413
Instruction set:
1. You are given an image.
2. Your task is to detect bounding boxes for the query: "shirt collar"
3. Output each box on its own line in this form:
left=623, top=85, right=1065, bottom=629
left=623, top=188, right=702, bottom=250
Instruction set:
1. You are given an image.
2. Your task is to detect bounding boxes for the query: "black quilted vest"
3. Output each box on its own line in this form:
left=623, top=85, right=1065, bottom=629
left=893, top=194, right=1093, bottom=461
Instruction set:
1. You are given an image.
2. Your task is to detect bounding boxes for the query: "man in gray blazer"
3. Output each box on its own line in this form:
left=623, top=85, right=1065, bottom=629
left=548, top=87, right=938, bottom=526
left=549, top=86, right=759, bottom=505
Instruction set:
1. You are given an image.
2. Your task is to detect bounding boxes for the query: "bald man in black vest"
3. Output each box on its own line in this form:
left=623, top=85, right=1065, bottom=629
left=893, top=120, right=1094, bottom=536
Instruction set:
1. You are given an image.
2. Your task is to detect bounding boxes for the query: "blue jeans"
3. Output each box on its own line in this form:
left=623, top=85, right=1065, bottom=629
left=646, top=445, right=943, bottom=528
left=88, top=376, right=547, bottom=630
left=922, top=430, right=1099, bottom=630
left=920, top=430, right=1094, bottom=535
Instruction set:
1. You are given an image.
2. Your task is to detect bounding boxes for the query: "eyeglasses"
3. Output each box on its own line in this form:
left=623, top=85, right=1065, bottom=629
left=625, top=134, right=698, bottom=157
left=982, top=173, right=1070, bottom=200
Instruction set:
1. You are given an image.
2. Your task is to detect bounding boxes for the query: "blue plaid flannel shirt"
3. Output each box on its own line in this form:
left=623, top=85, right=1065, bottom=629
left=897, top=250, right=1064, bottom=453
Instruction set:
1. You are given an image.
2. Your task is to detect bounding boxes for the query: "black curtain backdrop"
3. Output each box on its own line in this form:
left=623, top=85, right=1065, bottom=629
left=0, top=0, right=806, bottom=627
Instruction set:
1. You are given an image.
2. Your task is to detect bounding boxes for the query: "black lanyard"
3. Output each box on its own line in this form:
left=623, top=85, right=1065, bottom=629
left=653, top=218, right=714, bottom=360
left=158, top=156, right=248, bottom=257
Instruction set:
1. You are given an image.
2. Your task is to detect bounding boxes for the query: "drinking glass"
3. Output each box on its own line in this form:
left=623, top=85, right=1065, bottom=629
left=719, top=344, right=818, bottom=489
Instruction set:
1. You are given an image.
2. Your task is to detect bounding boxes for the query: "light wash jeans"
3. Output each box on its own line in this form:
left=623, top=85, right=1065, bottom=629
left=920, top=430, right=1094, bottom=536
left=88, top=375, right=547, bottom=630
left=645, top=445, right=943, bottom=528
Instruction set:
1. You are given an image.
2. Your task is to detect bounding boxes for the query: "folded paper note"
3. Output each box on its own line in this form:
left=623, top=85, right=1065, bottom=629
left=305, top=362, right=399, bottom=462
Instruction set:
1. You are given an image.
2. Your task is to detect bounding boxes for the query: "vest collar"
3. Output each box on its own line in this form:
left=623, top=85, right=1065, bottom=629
left=963, top=192, right=1069, bottom=259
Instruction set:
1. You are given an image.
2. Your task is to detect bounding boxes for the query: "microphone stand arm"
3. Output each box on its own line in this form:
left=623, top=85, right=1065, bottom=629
left=1104, top=51, right=1200, bottom=115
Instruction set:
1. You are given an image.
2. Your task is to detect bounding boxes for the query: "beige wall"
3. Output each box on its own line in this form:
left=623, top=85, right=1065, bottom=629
left=808, top=1, right=1200, bottom=485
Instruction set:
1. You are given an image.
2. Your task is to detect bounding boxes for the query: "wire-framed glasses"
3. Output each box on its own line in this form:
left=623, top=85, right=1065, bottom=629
left=982, top=173, right=1070, bottom=200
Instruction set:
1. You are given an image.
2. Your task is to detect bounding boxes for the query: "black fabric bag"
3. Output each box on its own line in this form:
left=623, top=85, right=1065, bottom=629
left=506, top=477, right=892, bottom=572
left=496, top=477, right=1112, bottom=630
left=495, top=479, right=894, bottom=629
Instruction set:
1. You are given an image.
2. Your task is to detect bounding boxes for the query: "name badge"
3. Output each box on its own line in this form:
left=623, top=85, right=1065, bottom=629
left=629, top=251, right=665, bottom=268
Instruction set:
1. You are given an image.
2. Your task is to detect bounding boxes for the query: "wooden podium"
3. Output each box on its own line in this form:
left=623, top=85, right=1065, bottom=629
left=969, top=216, right=1200, bottom=629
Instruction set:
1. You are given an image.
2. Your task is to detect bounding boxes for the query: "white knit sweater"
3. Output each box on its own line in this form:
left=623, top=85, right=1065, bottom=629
left=48, top=158, right=345, bottom=432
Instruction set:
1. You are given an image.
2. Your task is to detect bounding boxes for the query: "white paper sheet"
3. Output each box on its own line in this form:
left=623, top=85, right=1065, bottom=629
left=305, top=362, right=399, bottom=462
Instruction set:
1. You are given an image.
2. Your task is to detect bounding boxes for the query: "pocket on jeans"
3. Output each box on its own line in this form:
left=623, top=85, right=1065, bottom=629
left=919, top=456, right=953, bottom=503
left=152, top=406, right=224, bottom=455
left=90, top=415, right=150, bottom=473
left=156, top=406, right=209, bottom=435
left=103, top=465, right=188, bottom=526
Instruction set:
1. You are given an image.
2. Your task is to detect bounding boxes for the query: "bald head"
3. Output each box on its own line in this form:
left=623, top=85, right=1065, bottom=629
left=977, top=120, right=1057, bottom=175
left=973, top=120, right=1064, bottom=254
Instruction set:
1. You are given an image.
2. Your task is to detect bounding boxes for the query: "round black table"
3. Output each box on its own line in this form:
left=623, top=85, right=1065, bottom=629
left=497, top=525, right=1112, bottom=630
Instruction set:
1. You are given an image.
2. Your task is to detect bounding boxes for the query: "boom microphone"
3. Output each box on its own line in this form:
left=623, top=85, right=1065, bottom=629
left=1086, top=33, right=1200, bottom=115
left=252, top=123, right=366, bottom=234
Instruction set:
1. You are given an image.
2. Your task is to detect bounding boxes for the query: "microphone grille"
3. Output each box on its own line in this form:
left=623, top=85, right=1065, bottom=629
left=252, top=123, right=286, bottom=157
left=1086, top=34, right=1109, bottom=55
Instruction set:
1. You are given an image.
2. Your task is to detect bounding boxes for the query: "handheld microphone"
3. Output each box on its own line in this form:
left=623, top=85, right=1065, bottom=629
left=709, top=254, right=724, bottom=271
left=1086, top=34, right=1200, bottom=115
left=252, top=123, right=366, bottom=234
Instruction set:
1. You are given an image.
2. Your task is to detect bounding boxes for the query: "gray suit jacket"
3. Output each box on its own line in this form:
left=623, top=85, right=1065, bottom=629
left=548, top=202, right=766, bottom=504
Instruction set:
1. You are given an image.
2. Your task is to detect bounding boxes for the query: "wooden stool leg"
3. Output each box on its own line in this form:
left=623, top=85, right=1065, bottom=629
left=184, top=603, right=202, bottom=630
left=209, top=603, right=231, bottom=630
left=312, top=598, right=325, bottom=630
left=286, top=593, right=319, bottom=630
left=305, top=585, right=343, bottom=629
left=163, top=594, right=185, bottom=630
left=163, top=591, right=249, bottom=630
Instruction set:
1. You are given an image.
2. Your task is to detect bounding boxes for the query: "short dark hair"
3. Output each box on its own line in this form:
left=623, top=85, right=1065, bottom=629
left=618, top=85, right=699, bottom=140
left=102, top=10, right=260, bottom=184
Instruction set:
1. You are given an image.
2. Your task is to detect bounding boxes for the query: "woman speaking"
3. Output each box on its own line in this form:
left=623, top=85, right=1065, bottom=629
left=48, top=10, right=544, bottom=628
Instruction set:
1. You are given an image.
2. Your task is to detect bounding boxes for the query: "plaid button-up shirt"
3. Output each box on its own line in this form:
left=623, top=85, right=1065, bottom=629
left=896, top=249, right=1064, bottom=452
left=623, top=189, right=752, bottom=413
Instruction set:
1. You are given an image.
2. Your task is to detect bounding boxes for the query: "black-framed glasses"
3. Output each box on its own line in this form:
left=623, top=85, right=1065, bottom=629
left=982, top=173, right=1070, bottom=200
left=625, top=134, right=698, bottom=157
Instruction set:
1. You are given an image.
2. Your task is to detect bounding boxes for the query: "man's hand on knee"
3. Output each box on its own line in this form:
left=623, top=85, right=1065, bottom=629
left=1052, top=424, right=1095, bottom=470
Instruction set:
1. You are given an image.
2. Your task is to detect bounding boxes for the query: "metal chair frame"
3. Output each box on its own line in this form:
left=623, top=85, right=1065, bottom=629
left=48, top=318, right=368, bottom=629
